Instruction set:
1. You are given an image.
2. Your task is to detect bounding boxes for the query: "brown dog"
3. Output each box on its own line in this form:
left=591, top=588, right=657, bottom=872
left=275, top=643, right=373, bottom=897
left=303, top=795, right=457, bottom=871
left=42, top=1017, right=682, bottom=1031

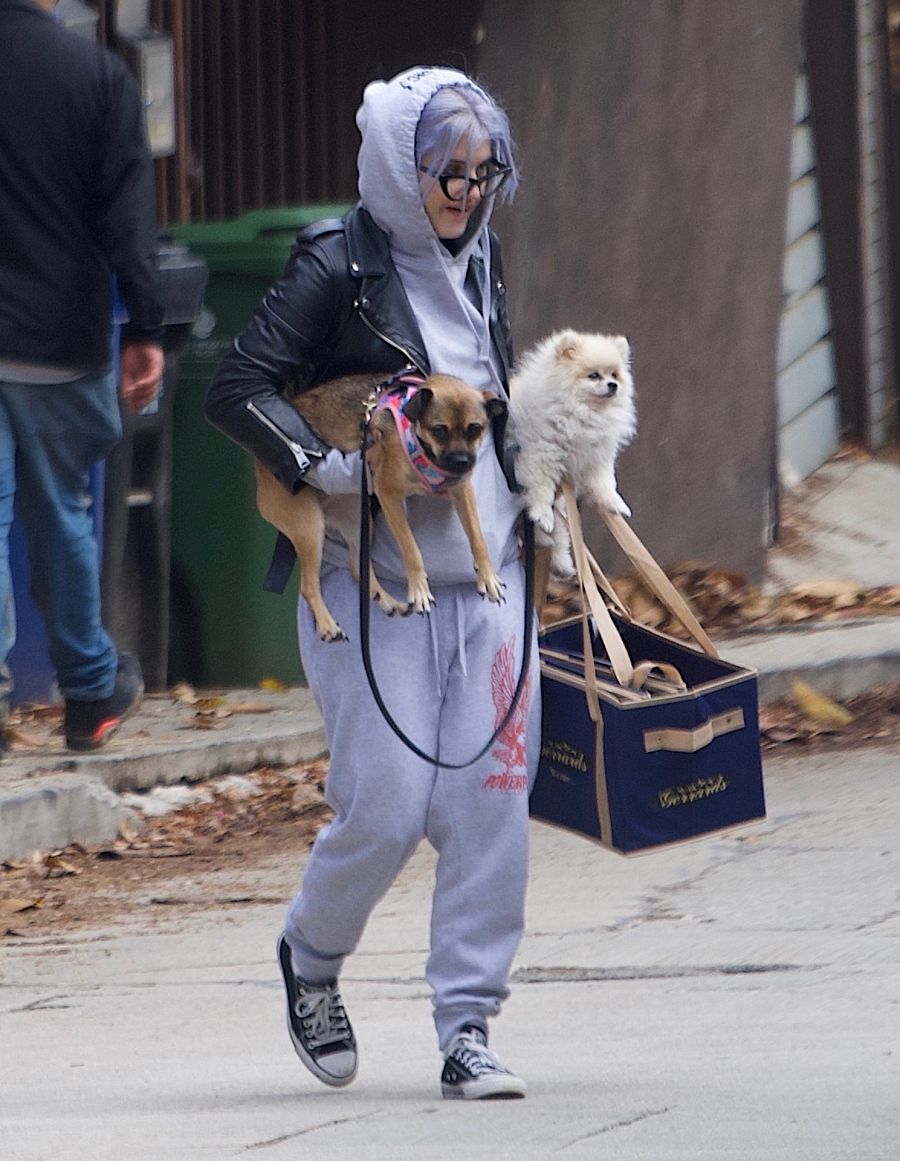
left=255, top=372, right=507, bottom=641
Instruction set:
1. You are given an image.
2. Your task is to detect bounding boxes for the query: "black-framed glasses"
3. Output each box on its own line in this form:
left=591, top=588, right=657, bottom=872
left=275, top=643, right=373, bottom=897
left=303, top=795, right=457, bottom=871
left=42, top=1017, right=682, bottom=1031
left=419, top=162, right=512, bottom=202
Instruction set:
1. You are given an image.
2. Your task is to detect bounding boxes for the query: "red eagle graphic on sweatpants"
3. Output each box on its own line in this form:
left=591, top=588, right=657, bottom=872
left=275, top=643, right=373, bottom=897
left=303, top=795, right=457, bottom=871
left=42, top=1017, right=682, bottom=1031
left=482, top=636, right=532, bottom=792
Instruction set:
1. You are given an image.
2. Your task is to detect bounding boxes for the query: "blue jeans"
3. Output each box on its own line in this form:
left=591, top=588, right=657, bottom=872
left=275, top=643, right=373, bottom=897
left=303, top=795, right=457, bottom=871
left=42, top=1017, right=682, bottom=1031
left=0, top=372, right=122, bottom=704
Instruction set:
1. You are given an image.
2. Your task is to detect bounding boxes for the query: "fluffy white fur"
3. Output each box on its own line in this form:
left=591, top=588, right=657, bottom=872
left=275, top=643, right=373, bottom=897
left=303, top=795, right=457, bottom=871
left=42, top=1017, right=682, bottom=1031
left=509, top=328, right=637, bottom=575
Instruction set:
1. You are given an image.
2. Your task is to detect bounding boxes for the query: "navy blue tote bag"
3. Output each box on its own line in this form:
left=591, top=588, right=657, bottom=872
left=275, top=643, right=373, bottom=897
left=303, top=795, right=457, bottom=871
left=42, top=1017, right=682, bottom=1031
left=530, top=494, right=766, bottom=856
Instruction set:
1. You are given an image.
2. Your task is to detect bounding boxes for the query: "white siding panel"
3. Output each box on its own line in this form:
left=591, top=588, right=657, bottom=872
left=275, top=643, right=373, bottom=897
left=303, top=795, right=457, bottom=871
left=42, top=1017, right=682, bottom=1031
left=790, top=123, right=815, bottom=181
left=777, top=340, right=837, bottom=426
left=784, top=175, right=820, bottom=244
left=782, top=230, right=826, bottom=301
left=857, top=0, right=893, bottom=449
left=779, top=393, right=842, bottom=482
left=776, top=69, right=839, bottom=485
left=777, top=285, right=830, bottom=371
left=793, top=71, right=810, bottom=121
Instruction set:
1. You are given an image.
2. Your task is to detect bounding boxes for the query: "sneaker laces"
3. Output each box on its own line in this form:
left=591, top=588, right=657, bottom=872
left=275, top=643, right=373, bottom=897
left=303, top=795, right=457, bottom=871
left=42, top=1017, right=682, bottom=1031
left=296, top=983, right=351, bottom=1050
left=449, top=1029, right=508, bottom=1076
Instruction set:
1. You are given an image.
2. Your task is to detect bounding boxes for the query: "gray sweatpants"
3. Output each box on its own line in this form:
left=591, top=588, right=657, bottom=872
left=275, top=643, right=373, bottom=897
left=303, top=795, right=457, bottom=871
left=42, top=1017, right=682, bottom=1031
left=284, top=559, right=540, bottom=1053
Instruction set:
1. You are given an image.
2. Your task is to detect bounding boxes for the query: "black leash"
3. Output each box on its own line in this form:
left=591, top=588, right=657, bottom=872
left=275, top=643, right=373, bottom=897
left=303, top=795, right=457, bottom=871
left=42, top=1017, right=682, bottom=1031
left=357, top=422, right=535, bottom=770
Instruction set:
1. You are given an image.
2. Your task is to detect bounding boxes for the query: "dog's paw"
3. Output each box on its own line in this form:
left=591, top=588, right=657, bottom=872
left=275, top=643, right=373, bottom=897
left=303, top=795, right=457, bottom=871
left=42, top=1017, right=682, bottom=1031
left=477, top=568, right=506, bottom=604
left=316, top=614, right=348, bottom=642
left=550, top=548, right=576, bottom=579
left=597, top=491, right=631, bottom=518
left=529, top=504, right=556, bottom=535
left=407, top=577, right=436, bottom=617
left=533, top=524, right=555, bottom=550
left=373, top=587, right=409, bottom=618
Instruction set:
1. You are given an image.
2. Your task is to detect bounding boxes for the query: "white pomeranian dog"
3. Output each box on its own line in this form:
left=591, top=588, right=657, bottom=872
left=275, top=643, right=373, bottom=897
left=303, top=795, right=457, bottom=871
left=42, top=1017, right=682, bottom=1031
left=509, top=328, right=637, bottom=576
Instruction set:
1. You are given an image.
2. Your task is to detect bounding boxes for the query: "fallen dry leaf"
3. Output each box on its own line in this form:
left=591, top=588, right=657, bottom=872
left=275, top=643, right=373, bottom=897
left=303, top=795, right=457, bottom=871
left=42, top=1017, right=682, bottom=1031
left=788, top=578, right=864, bottom=602
left=5, top=726, right=51, bottom=748
left=291, top=783, right=327, bottom=816
left=186, top=716, right=227, bottom=731
left=790, top=678, right=855, bottom=727
left=44, top=854, right=82, bottom=877
left=259, top=677, right=289, bottom=692
left=0, top=896, right=44, bottom=913
left=228, top=702, right=275, bottom=715
left=118, top=818, right=140, bottom=844
left=171, top=682, right=198, bottom=704
left=194, top=696, right=228, bottom=712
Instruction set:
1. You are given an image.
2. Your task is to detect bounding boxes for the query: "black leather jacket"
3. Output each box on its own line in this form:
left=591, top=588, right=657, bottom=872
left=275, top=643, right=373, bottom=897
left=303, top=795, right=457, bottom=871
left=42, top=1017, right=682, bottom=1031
left=205, top=204, right=515, bottom=493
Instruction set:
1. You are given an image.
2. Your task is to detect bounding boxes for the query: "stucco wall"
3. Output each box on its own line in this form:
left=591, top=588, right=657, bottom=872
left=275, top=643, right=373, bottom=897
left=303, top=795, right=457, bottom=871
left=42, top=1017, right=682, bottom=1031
left=478, top=1, right=804, bottom=580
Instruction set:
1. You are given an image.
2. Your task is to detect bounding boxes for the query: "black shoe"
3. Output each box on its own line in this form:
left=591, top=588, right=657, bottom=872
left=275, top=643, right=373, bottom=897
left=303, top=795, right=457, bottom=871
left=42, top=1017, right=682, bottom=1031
left=64, top=652, right=143, bottom=752
left=277, top=933, right=357, bottom=1087
left=441, top=1025, right=526, bottom=1100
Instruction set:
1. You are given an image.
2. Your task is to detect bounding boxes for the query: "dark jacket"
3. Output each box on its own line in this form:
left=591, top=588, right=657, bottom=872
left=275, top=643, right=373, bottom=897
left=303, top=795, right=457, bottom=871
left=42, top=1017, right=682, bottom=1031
left=205, top=205, right=515, bottom=494
left=0, top=0, right=164, bottom=371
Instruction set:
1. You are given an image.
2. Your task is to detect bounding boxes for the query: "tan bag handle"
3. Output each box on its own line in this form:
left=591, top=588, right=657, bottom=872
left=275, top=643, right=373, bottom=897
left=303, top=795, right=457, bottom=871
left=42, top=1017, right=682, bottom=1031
left=563, top=484, right=634, bottom=707
left=600, top=510, right=718, bottom=658
left=632, top=660, right=687, bottom=693
left=560, top=485, right=628, bottom=721
left=557, top=485, right=717, bottom=706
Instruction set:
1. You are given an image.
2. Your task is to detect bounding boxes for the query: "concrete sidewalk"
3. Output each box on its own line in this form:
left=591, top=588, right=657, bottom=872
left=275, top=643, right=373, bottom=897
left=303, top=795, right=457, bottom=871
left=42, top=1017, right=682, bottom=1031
left=0, top=453, right=897, bottom=862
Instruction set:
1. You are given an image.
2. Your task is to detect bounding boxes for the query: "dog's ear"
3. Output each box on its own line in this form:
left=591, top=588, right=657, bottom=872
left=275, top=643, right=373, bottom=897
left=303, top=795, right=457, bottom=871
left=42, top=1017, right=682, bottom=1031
left=481, top=391, right=507, bottom=420
left=402, top=386, right=433, bottom=423
left=553, top=329, right=579, bottom=361
left=613, top=335, right=631, bottom=365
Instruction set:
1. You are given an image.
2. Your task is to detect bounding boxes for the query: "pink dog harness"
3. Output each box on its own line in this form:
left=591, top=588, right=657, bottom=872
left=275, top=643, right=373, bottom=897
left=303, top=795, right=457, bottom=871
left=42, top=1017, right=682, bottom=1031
left=369, top=374, right=465, bottom=496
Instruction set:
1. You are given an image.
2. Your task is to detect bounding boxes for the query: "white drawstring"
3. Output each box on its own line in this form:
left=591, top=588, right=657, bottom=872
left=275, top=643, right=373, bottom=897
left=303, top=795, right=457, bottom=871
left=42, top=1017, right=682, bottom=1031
left=456, top=592, right=468, bottom=678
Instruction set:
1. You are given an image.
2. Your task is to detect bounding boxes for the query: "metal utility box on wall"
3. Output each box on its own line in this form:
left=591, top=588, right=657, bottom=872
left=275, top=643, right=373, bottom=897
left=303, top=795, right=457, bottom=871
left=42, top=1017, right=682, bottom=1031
left=112, top=0, right=176, bottom=158
left=117, top=32, right=176, bottom=158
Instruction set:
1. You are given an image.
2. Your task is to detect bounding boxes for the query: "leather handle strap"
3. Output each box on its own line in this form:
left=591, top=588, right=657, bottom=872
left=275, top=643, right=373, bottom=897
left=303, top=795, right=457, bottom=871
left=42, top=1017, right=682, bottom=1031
left=563, top=483, right=634, bottom=702
left=559, top=485, right=717, bottom=703
left=600, top=510, right=719, bottom=658
left=643, top=708, right=745, bottom=753
left=632, top=660, right=687, bottom=692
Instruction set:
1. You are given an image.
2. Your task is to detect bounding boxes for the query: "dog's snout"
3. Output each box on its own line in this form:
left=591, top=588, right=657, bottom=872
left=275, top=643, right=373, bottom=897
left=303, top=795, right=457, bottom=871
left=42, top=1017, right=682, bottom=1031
left=607, top=380, right=618, bottom=395
left=442, top=450, right=476, bottom=474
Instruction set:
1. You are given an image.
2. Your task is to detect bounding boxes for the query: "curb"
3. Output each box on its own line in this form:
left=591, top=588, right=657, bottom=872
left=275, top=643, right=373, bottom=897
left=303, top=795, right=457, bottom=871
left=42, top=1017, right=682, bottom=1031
left=1, top=617, right=898, bottom=862
left=715, top=616, right=900, bottom=704
left=0, top=690, right=327, bottom=862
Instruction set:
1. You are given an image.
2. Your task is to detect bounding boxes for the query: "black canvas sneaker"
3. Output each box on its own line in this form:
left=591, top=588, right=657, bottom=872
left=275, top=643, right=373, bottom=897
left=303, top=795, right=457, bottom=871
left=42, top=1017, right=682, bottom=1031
left=277, top=934, right=358, bottom=1087
left=64, top=652, right=143, bottom=752
left=441, top=1025, right=526, bottom=1100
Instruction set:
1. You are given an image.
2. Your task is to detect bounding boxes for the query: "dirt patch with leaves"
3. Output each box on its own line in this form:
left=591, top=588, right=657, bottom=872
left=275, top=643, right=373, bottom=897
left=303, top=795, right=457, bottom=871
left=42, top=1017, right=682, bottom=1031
left=759, top=681, right=900, bottom=753
left=541, top=570, right=900, bottom=638
left=0, top=758, right=332, bottom=937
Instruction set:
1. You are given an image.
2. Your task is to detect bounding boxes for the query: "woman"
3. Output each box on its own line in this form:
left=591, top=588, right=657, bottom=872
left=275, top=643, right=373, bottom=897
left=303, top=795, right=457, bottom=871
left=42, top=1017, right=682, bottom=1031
left=206, top=66, right=539, bottom=1101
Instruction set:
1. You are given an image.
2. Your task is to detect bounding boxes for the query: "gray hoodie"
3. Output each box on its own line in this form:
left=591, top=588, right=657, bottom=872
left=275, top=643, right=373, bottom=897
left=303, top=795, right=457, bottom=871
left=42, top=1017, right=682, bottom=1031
left=323, top=67, right=524, bottom=586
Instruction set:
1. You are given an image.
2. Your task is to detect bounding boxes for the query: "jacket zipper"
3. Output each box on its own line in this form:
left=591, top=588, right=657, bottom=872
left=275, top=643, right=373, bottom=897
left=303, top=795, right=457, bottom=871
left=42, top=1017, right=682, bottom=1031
left=246, top=401, right=324, bottom=468
left=355, top=301, right=427, bottom=375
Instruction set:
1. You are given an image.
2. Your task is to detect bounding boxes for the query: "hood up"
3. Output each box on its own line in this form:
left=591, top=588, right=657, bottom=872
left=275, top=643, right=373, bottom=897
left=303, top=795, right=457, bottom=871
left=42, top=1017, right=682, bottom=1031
left=356, top=66, right=495, bottom=267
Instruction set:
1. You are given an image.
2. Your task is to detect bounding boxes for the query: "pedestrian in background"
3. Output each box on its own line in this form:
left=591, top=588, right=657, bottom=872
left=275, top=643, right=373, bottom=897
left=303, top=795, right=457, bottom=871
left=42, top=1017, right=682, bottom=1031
left=0, top=0, right=165, bottom=751
left=206, top=66, right=538, bottom=1099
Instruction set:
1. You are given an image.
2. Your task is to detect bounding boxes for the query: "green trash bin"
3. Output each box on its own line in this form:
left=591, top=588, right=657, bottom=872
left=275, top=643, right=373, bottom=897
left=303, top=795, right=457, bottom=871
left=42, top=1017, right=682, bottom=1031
left=167, top=205, right=351, bottom=689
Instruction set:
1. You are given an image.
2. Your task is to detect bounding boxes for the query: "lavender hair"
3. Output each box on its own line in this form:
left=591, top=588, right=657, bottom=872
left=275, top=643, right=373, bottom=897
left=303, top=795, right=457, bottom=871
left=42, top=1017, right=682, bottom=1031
left=414, top=82, right=520, bottom=205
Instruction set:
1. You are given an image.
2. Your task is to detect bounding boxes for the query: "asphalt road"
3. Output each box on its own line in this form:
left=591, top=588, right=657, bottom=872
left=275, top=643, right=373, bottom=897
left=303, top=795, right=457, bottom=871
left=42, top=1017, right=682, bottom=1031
left=2, top=743, right=898, bottom=1161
